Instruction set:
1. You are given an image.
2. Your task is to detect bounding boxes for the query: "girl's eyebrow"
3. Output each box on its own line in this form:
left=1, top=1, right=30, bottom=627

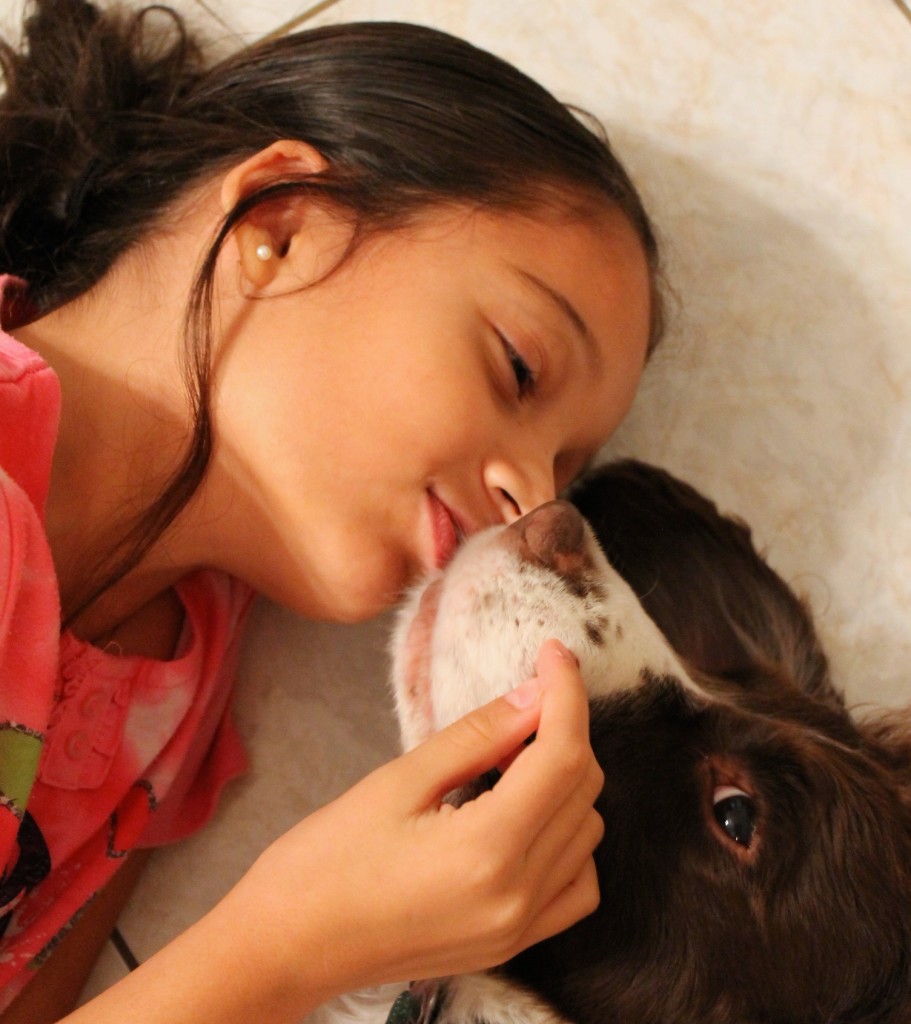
left=514, top=268, right=599, bottom=367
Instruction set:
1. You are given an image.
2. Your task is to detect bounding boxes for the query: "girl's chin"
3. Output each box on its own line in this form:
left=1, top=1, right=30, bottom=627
left=310, top=565, right=416, bottom=623
left=255, top=532, right=417, bottom=622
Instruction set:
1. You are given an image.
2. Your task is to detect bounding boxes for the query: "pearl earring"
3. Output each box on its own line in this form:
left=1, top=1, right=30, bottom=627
left=255, top=243, right=273, bottom=262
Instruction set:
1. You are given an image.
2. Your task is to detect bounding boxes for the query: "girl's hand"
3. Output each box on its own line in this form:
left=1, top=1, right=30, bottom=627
left=62, top=639, right=603, bottom=1024
left=235, top=638, right=605, bottom=1006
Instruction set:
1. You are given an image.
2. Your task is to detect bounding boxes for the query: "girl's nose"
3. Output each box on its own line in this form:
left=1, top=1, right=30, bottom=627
left=484, top=458, right=557, bottom=523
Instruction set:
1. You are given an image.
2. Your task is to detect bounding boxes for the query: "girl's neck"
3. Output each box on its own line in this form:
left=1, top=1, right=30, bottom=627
left=15, top=191, right=226, bottom=640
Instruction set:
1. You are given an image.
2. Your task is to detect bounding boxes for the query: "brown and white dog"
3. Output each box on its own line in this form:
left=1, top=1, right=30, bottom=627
left=389, top=460, right=911, bottom=1024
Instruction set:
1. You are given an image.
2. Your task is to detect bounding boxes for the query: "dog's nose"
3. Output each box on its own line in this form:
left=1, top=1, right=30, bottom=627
left=508, top=500, right=589, bottom=573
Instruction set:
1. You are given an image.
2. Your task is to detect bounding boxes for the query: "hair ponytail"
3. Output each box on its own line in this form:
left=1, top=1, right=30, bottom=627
left=0, top=0, right=206, bottom=312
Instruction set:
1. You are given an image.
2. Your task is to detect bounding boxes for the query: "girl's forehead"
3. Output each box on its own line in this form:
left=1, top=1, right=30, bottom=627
left=388, top=201, right=649, bottom=297
left=391, top=201, right=651, bottom=366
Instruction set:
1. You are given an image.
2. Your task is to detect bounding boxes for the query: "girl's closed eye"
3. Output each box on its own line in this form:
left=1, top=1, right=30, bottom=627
left=496, top=328, right=537, bottom=400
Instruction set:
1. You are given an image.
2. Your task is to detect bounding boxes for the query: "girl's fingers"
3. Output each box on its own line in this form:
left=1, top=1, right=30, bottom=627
left=516, top=854, right=602, bottom=951
left=521, top=759, right=604, bottom=881
left=524, top=799, right=604, bottom=917
left=479, top=640, right=603, bottom=938
left=391, top=638, right=586, bottom=822
left=493, top=640, right=596, bottom=837
left=397, top=636, right=600, bottom=862
left=388, top=680, right=543, bottom=814
left=364, top=636, right=603, bottom=967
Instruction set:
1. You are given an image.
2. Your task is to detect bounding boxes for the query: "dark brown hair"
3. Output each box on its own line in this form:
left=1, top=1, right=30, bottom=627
left=0, top=0, right=663, bottom=622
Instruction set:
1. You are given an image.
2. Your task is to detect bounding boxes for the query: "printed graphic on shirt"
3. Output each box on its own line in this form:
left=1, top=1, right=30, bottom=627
left=0, top=725, right=43, bottom=815
left=108, top=780, right=157, bottom=858
left=0, top=725, right=46, bottom=925
left=0, top=812, right=51, bottom=939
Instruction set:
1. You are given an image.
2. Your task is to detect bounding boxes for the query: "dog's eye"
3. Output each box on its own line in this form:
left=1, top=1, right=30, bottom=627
left=712, top=785, right=756, bottom=848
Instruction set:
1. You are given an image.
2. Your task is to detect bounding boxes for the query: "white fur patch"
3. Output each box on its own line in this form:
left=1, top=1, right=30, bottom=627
left=306, top=984, right=407, bottom=1024
left=391, top=520, right=690, bottom=751
left=431, top=972, right=571, bottom=1024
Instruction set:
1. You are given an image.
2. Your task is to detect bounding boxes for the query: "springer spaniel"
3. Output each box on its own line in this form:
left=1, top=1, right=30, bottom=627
left=385, top=460, right=911, bottom=1024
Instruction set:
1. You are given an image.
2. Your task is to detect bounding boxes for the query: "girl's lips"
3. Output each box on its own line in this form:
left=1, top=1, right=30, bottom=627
left=428, top=490, right=462, bottom=569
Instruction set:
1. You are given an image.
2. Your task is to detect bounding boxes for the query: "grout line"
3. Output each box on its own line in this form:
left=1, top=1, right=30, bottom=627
left=192, top=0, right=247, bottom=45
left=893, top=0, right=911, bottom=25
left=110, top=927, right=140, bottom=972
left=259, top=0, right=347, bottom=42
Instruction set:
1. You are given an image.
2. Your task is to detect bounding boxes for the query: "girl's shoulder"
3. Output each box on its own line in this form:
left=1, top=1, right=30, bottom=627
left=0, top=281, right=60, bottom=680
left=0, top=276, right=61, bottom=515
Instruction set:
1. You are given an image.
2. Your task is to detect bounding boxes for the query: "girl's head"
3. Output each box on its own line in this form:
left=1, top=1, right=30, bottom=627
left=0, top=1, right=662, bottom=621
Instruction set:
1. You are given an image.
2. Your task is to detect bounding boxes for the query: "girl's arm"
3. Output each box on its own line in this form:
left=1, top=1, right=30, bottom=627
left=60, top=640, right=602, bottom=1024
left=1, top=852, right=152, bottom=1024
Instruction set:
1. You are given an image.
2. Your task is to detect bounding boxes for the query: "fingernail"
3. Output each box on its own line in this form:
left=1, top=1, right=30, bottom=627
left=504, top=676, right=544, bottom=709
left=548, top=639, right=579, bottom=667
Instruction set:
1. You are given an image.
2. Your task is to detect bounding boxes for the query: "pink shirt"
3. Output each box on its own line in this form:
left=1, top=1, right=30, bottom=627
left=0, top=277, right=255, bottom=1009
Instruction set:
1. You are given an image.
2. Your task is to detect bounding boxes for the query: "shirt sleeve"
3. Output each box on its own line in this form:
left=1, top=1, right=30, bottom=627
left=0, top=468, right=60, bottom=879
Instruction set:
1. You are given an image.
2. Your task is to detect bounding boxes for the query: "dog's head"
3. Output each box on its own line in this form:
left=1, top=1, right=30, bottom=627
left=390, top=460, right=911, bottom=1024
left=392, top=489, right=688, bottom=751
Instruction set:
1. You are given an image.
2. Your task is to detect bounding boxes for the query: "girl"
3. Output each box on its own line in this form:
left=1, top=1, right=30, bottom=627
left=0, top=1, right=661, bottom=1020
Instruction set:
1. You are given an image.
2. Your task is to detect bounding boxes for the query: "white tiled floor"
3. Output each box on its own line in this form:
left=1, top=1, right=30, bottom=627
left=9, top=0, right=905, bottom=1014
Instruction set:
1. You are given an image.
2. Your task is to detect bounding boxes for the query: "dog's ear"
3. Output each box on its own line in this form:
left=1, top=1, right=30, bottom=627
left=858, top=712, right=911, bottom=812
left=568, top=460, right=836, bottom=707
left=438, top=973, right=571, bottom=1024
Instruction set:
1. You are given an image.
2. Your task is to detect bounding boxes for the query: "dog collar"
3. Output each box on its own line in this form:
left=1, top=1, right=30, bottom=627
left=384, top=983, right=446, bottom=1024
left=385, top=989, right=421, bottom=1024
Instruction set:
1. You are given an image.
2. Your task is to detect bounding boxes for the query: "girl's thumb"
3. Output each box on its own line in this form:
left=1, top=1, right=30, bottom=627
left=400, top=677, right=544, bottom=811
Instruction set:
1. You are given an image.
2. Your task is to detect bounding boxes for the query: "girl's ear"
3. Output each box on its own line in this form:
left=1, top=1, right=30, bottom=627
left=220, top=139, right=332, bottom=291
